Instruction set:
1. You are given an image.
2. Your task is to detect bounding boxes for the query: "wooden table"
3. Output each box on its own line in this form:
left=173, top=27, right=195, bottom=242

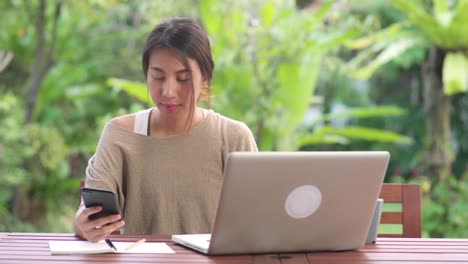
left=1, top=232, right=467, bottom=263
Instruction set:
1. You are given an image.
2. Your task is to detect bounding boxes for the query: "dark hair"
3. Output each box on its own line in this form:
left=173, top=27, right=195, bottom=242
left=142, top=17, right=214, bottom=79
left=142, top=18, right=214, bottom=130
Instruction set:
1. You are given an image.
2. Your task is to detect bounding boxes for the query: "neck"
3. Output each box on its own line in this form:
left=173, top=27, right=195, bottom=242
left=151, top=107, right=204, bottom=137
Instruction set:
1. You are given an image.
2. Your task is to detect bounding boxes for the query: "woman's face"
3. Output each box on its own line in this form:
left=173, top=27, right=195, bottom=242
left=147, top=48, right=205, bottom=117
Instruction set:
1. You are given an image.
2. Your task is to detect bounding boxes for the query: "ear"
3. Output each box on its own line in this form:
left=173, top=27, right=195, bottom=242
left=199, top=80, right=210, bottom=101
left=202, top=79, right=209, bottom=88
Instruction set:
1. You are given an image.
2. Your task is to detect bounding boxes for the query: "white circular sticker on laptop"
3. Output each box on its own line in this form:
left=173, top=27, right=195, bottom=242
left=285, top=185, right=321, bottom=219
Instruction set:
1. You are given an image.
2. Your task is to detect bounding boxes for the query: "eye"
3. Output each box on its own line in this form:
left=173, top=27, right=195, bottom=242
left=177, top=72, right=191, bottom=82
left=152, top=76, right=164, bottom=81
left=177, top=78, right=191, bottom=83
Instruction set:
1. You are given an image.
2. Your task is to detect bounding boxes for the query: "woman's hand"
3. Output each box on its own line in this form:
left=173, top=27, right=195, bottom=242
left=74, top=205, right=125, bottom=243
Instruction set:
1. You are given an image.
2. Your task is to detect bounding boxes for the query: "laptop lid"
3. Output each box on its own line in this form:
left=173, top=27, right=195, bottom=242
left=172, top=151, right=390, bottom=255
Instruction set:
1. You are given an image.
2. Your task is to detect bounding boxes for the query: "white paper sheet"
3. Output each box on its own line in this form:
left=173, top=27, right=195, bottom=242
left=49, top=240, right=175, bottom=254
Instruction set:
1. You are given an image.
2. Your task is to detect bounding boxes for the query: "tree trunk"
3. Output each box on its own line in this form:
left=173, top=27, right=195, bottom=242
left=421, top=46, right=453, bottom=180
left=24, top=0, right=62, bottom=123
left=11, top=0, right=62, bottom=225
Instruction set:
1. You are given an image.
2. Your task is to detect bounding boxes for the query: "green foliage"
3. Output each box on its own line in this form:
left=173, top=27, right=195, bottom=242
left=386, top=171, right=468, bottom=238
left=0, top=94, right=29, bottom=186
left=306, top=126, right=412, bottom=144
left=419, top=174, right=468, bottom=237
left=443, top=52, right=468, bottom=94
left=0, top=93, right=76, bottom=231
left=310, top=106, right=408, bottom=126
left=345, top=0, right=468, bottom=96
left=299, top=105, right=412, bottom=146
left=0, top=0, right=208, bottom=233
left=390, top=0, right=468, bottom=96
left=107, top=78, right=152, bottom=105
left=346, top=31, right=428, bottom=80
left=200, top=0, right=360, bottom=150
left=391, top=0, right=468, bottom=49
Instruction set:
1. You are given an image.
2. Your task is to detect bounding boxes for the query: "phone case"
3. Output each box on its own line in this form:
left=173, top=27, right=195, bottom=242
left=81, top=187, right=121, bottom=220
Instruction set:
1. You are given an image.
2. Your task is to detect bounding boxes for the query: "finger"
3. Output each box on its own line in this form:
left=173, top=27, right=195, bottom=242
left=82, top=213, right=121, bottom=234
left=101, top=220, right=125, bottom=235
left=77, top=207, right=104, bottom=231
left=81, top=206, right=103, bottom=219
left=93, top=214, right=122, bottom=228
left=88, top=220, right=125, bottom=242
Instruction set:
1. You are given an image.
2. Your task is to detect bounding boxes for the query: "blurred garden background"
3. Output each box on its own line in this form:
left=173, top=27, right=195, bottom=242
left=1, top=0, right=467, bottom=237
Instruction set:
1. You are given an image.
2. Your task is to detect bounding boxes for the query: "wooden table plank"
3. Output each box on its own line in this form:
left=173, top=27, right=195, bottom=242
left=0, top=255, right=254, bottom=264
left=304, top=262, right=468, bottom=264
left=280, top=253, right=310, bottom=264
left=377, top=237, right=468, bottom=243
left=2, top=233, right=468, bottom=264
left=252, top=254, right=281, bottom=264
left=308, top=252, right=468, bottom=262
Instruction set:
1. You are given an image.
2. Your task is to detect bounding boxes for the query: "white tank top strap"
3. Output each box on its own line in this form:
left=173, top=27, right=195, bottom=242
left=133, top=108, right=153, bottom=136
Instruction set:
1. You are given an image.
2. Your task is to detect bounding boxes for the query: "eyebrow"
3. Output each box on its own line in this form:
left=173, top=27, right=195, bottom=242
left=150, top=66, right=190, bottom=74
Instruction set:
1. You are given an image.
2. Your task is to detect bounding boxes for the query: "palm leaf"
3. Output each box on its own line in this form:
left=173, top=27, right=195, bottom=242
left=312, top=0, right=335, bottom=24
left=345, top=23, right=405, bottom=50
left=315, top=126, right=413, bottom=144
left=107, top=78, right=152, bottom=104
left=347, top=33, right=426, bottom=80
left=298, top=134, right=349, bottom=146
left=449, top=0, right=468, bottom=47
left=277, top=50, right=321, bottom=129
left=391, top=0, right=445, bottom=45
left=433, top=0, right=452, bottom=26
left=311, top=106, right=407, bottom=127
left=391, top=0, right=468, bottom=48
left=443, top=52, right=468, bottom=95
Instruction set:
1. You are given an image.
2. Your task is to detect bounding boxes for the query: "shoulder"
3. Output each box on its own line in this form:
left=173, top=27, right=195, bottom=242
left=208, top=110, right=247, bottom=130
left=208, top=110, right=254, bottom=138
left=206, top=110, right=258, bottom=151
left=110, top=114, right=136, bottom=132
left=110, top=108, right=153, bottom=135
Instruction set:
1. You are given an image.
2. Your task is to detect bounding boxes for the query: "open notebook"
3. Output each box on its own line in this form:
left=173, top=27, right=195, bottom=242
left=48, top=240, right=175, bottom=254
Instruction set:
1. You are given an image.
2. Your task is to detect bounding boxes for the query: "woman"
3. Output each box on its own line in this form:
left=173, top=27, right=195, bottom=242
left=74, top=17, right=258, bottom=242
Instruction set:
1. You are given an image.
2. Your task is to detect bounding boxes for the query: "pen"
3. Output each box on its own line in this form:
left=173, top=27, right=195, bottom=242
left=125, top=238, right=146, bottom=251
left=105, top=238, right=117, bottom=252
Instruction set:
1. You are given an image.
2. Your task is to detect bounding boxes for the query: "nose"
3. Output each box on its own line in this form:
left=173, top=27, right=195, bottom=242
left=161, top=79, right=176, bottom=98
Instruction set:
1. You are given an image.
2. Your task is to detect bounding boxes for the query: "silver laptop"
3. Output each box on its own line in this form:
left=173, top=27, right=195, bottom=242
left=172, top=151, right=389, bottom=255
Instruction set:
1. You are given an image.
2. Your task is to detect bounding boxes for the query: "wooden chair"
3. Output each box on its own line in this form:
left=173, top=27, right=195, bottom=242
left=79, top=180, right=85, bottom=204
left=378, top=183, right=422, bottom=238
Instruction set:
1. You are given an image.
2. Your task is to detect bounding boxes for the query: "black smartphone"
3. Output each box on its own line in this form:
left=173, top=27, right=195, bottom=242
left=81, top=187, right=121, bottom=221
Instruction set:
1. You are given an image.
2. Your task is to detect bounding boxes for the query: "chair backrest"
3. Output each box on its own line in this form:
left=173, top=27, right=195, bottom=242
left=79, top=180, right=84, bottom=203
left=79, top=181, right=422, bottom=237
left=378, top=183, right=422, bottom=238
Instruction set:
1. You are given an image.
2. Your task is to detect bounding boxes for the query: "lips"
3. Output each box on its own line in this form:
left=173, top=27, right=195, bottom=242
left=161, top=103, right=180, bottom=112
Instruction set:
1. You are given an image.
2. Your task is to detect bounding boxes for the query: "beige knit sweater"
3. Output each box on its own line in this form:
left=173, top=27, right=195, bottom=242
left=85, top=109, right=258, bottom=235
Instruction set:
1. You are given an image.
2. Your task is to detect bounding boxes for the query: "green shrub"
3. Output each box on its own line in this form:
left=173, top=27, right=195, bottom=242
left=0, top=93, right=78, bottom=232
left=401, top=172, right=468, bottom=238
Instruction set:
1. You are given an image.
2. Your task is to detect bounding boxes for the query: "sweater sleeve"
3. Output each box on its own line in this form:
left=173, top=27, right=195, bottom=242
left=237, top=122, right=258, bottom=152
left=85, top=123, right=125, bottom=210
left=226, top=121, right=258, bottom=153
